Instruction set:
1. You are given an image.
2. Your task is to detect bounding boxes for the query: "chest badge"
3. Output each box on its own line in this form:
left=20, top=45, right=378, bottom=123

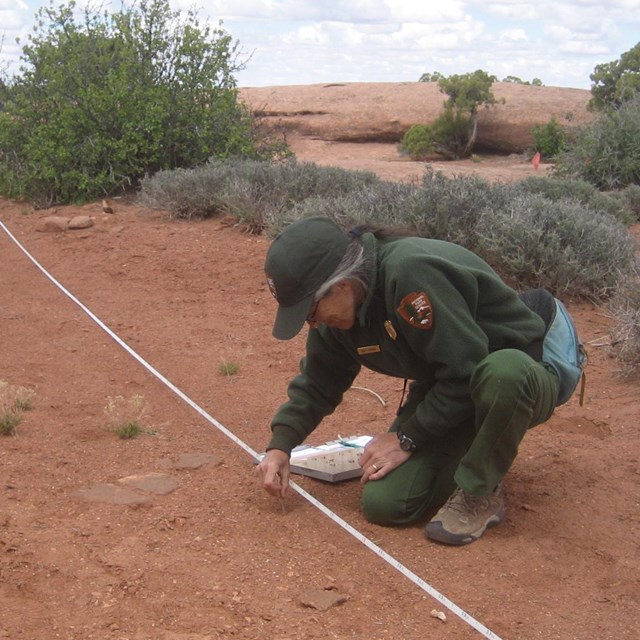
left=384, top=320, right=397, bottom=340
left=397, top=291, right=434, bottom=330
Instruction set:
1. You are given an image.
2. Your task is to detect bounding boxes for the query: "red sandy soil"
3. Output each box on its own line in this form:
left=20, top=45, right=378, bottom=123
left=1, top=83, right=638, bottom=640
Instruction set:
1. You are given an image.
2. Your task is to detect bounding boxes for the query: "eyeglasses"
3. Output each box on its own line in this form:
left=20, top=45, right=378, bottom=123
left=306, top=298, right=321, bottom=324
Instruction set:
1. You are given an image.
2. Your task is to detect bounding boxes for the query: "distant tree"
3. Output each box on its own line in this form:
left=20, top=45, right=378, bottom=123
left=502, top=75, right=544, bottom=86
left=502, top=75, right=525, bottom=84
left=0, top=0, right=273, bottom=206
left=589, top=42, right=640, bottom=111
left=419, top=71, right=445, bottom=83
left=435, top=69, right=502, bottom=158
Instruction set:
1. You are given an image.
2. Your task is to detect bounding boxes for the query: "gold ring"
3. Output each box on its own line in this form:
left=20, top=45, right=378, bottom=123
left=371, top=464, right=379, bottom=472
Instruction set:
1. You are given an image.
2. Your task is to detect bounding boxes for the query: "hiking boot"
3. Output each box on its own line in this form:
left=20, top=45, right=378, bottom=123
left=424, top=486, right=505, bottom=546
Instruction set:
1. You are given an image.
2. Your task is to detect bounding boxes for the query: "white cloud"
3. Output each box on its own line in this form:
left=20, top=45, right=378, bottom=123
left=383, top=0, right=467, bottom=22
left=499, top=28, right=527, bottom=42
left=475, top=2, right=540, bottom=20
left=4, top=0, right=640, bottom=89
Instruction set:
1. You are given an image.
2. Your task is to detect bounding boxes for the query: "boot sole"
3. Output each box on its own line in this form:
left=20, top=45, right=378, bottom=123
left=424, top=509, right=506, bottom=546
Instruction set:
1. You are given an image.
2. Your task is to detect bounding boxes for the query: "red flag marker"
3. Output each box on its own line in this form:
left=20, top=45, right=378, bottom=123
left=532, top=151, right=541, bottom=170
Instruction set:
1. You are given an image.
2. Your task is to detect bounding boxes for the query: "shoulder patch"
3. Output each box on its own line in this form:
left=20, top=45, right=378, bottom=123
left=397, top=291, right=434, bottom=330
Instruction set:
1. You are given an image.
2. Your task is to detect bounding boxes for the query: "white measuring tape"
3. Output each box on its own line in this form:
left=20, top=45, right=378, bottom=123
left=1, top=218, right=503, bottom=640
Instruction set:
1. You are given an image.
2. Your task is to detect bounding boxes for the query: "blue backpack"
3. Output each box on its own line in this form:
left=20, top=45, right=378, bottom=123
left=542, top=298, right=587, bottom=405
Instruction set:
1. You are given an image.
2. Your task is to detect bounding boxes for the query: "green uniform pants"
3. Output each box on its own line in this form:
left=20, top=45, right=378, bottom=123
left=361, top=349, right=559, bottom=525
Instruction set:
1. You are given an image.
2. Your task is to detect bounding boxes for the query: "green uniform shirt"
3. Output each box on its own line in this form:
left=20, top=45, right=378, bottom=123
left=268, top=232, right=545, bottom=454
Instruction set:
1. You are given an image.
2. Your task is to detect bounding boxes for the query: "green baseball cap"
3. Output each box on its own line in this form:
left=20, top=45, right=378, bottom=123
left=265, top=217, right=349, bottom=340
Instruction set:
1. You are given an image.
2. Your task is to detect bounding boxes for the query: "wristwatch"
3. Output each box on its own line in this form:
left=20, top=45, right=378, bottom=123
left=397, top=429, right=417, bottom=452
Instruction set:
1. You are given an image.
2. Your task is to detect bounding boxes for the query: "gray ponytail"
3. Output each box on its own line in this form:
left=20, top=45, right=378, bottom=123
left=313, top=237, right=368, bottom=301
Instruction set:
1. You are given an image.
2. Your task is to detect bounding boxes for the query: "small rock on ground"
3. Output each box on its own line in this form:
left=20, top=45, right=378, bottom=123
left=118, top=472, right=179, bottom=495
left=300, top=587, right=348, bottom=611
left=74, top=483, right=151, bottom=505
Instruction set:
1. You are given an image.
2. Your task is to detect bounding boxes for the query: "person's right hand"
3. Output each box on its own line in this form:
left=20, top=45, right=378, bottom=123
left=256, top=448, right=291, bottom=497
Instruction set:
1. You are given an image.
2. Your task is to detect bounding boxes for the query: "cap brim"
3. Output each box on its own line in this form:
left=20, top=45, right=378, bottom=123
left=272, top=292, right=315, bottom=340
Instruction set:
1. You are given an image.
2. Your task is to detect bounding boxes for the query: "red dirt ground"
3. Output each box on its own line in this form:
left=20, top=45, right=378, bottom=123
left=1, top=105, right=639, bottom=639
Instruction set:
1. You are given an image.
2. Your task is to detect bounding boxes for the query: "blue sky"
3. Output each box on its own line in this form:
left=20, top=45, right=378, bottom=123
left=2, top=0, right=639, bottom=89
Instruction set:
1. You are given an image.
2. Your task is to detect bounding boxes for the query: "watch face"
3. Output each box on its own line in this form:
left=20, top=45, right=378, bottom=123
left=398, top=431, right=415, bottom=451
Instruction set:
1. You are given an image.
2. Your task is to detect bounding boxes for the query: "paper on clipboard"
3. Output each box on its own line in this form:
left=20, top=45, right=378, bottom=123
left=260, top=435, right=373, bottom=483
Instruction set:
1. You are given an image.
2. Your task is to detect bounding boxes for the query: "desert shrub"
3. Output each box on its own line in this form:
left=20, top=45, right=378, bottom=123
left=410, top=169, right=502, bottom=247
left=531, top=117, right=570, bottom=160
left=138, top=165, right=230, bottom=219
left=0, top=0, right=275, bottom=206
left=142, top=160, right=637, bottom=302
left=0, top=411, right=21, bottom=437
left=287, top=168, right=501, bottom=249
left=509, top=176, right=635, bottom=225
left=0, top=381, right=34, bottom=436
left=139, top=158, right=639, bottom=369
left=400, top=124, right=434, bottom=160
left=554, top=94, right=640, bottom=189
left=295, top=168, right=497, bottom=240
left=287, top=168, right=636, bottom=298
left=104, top=394, right=153, bottom=439
left=614, top=184, right=640, bottom=221
left=609, top=265, right=640, bottom=377
left=288, top=180, right=421, bottom=232
left=474, top=193, right=637, bottom=297
left=139, top=158, right=380, bottom=227
left=218, top=360, right=240, bottom=376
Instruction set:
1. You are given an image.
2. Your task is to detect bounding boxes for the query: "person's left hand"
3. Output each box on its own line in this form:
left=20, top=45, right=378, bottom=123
left=359, top=432, right=412, bottom=483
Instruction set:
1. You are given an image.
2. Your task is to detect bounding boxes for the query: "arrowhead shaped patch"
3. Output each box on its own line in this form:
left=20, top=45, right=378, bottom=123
left=397, top=291, right=434, bottom=330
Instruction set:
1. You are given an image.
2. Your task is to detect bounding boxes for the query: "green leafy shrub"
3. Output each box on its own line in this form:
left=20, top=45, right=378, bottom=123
left=531, top=117, right=570, bottom=160
left=0, top=0, right=278, bottom=206
left=400, top=110, right=476, bottom=162
left=400, top=125, right=435, bottom=160
left=554, top=94, right=640, bottom=190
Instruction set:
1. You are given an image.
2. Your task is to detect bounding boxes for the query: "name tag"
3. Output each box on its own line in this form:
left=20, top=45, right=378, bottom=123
left=357, top=345, right=381, bottom=355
